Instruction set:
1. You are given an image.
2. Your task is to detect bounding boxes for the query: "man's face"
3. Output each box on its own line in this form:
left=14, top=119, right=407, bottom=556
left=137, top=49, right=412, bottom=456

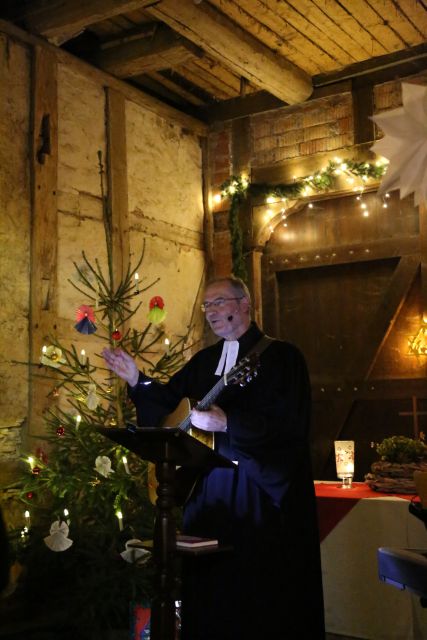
left=203, top=282, right=250, bottom=340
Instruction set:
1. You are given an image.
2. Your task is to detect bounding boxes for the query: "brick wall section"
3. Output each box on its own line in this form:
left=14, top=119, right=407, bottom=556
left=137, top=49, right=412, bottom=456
left=374, top=74, right=427, bottom=115
left=250, top=94, right=354, bottom=167
left=212, top=230, right=232, bottom=277
left=209, top=122, right=232, bottom=192
left=374, top=80, right=402, bottom=114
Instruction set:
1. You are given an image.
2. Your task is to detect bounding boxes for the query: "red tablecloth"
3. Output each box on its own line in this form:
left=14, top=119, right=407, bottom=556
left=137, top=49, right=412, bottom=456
left=315, top=482, right=416, bottom=541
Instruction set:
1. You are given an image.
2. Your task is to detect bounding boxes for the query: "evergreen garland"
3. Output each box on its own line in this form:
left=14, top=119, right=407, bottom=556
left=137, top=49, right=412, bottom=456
left=220, top=158, right=388, bottom=279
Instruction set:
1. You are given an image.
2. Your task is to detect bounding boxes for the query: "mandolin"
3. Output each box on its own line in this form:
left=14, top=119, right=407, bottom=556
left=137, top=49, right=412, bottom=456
left=148, top=353, right=259, bottom=504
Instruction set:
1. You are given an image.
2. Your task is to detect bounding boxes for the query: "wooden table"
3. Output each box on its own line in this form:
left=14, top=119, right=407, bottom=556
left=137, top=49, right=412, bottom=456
left=315, top=481, right=427, bottom=640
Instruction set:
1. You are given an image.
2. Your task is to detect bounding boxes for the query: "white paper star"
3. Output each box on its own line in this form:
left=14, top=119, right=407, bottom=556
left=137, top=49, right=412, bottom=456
left=371, top=82, right=427, bottom=206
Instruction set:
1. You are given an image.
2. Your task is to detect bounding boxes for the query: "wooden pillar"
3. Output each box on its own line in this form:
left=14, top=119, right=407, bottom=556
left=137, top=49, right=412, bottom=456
left=352, top=81, right=375, bottom=147
left=230, top=117, right=264, bottom=321
left=28, top=46, right=58, bottom=441
left=418, top=200, right=427, bottom=380
left=246, top=249, right=263, bottom=327
left=201, top=136, right=214, bottom=280
left=105, top=87, right=130, bottom=289
left=419, top=201, right=427, bottom=320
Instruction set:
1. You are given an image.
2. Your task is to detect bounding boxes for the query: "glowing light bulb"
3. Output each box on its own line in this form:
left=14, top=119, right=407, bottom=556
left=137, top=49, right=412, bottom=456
left=122, top=456, right=130, bottom=474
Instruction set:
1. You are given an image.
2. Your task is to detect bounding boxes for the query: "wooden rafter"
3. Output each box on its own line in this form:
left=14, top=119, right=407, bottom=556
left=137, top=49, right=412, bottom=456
left=145, top=0, right=312, bottom=104
left=96, top=24, right=202, bottom=77
left=19, top=0, right=156, bottom=41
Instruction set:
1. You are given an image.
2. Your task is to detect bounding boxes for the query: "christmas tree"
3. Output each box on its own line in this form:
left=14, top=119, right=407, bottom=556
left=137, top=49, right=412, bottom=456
left=4, top=152, right=192, bottom=638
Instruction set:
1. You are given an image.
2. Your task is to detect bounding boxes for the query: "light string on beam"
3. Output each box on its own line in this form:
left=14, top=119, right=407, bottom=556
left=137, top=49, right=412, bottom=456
left=218, top=158, right=389, bottom=279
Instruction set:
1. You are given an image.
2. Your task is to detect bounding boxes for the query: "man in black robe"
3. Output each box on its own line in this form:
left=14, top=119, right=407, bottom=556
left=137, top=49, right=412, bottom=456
left=103, top=277, right=324, bottom=640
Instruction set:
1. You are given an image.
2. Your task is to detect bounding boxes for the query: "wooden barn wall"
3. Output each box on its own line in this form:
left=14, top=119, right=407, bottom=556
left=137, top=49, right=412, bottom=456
left=0, top=26, right=206, bottom=490
left=0, top=34, right=31, bottom=484
left=209, top=72, right=427, bottom=480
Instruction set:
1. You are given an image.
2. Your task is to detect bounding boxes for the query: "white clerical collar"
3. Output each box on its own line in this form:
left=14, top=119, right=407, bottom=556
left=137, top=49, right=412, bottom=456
left=215, top=340, right=239, bottom=376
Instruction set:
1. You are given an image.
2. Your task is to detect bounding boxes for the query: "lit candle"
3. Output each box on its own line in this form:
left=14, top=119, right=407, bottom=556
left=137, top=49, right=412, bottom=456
left=75, top=414, right=82, bottom=426
left=80, top=349, right=87, bottom=366
left=134, top=272, right=139, bottom=293
left=27, top=456, right=34, bottom=470
left=63, top=508, right=70, bottom=525
left=24, top=510, right=31, bottom=528
left=122, top=456, right=130, bottom=474
left=42, top=345, right=47, bottom=355
left=116, top=510, right=123, bottom=531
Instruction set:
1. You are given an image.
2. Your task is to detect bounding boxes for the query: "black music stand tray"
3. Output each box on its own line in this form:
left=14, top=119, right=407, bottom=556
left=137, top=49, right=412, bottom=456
left=98, top=426, right=235, bottom=640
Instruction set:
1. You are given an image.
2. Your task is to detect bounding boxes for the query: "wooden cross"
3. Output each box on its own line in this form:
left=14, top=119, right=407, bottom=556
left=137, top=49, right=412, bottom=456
left=398, top=396, right=427, bottom=438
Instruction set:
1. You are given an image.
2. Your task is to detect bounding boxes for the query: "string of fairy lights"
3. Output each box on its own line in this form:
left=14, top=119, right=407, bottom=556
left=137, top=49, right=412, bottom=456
left=214, top=157, right=390, bottom=280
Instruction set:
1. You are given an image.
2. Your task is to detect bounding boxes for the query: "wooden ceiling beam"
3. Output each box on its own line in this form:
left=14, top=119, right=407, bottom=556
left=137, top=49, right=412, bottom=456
left=96, top=24, right=202, bottom=77
left=146, top=0, right=312, bottom=105
left=18, top=0, right=156, bottom=42
left=0, top=17, right=208, bottom=135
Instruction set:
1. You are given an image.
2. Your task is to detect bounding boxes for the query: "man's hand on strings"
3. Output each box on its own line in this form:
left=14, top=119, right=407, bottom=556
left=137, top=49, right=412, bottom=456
left=102, top=348, right=139, bottom=388
left=191, top=404, right=227, bottom=432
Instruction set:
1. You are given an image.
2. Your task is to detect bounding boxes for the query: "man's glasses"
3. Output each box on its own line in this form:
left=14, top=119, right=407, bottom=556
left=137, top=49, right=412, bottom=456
left=200, top=297, right=243, bottom=312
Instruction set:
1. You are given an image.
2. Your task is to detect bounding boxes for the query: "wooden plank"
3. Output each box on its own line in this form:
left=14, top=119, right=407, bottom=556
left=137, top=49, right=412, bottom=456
left=261, top=267, right=279, bottom=337
left=214, top=0, right=333, bottom=74
left=314, top=42, right=427, bottom=88
left=106, top=88, right=129, bottom=289
left=175, top=62, right=232, bottom=101
left=349, top=255, right=419, bottom=379
left=278, top=0, right=375, bottom=61
left=367, top=0, right=424, bottom=46
left=397, top=0, right=427, bottom=39
left=266, top=237, right=420, bottom=272
left=146, top=0, right=312, bottom=104
left=246, top=249, right=263, bottom=327
left=337, top=0, right=405, bottom=52
left=201, top=137, right=214, bottom=279
left=312, top=377, right=427, bottom=400
left=419, top=201, right=427, bottom=319
left=29, top=45, right=58, bottom=439
left=0, top=18, right=208, bottom=136
left=96, top=25, right=201, bottom=77
left=19, top=0, right=156, bottom=41
left=139, top=72, right=206, bottom=108
left=192, top=56, right=258, bottom=96
left=206, top=81, right=353, bottom=123
left=269, top=0, right=356, bottom=67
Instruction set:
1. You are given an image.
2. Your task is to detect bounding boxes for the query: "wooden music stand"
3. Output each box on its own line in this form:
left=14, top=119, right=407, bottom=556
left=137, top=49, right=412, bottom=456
left=98, top=425, right=235, bottom=640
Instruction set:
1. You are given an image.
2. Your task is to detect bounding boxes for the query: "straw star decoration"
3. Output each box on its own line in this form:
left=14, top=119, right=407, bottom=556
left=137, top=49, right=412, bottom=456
left=371, top=82, right=427, bottom=206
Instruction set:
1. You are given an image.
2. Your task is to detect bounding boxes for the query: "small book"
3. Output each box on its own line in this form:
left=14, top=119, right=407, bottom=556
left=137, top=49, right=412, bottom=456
left=176, top=534, right=218, bottom=548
